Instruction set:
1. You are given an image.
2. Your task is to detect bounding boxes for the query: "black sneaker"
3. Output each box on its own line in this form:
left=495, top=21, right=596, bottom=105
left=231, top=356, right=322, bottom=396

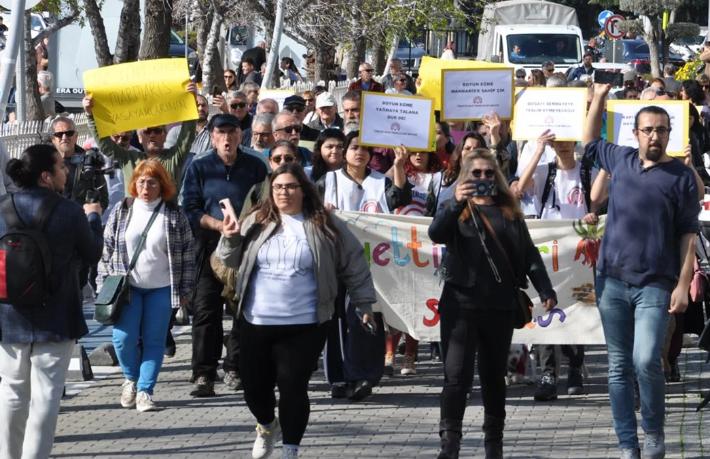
left=223, top=371, right=242, bottom=391
left=567, top=367, right=584, bottom=395
left=330, top=383, right=348, bottom=399
left=190, top=376, right=215, bottom=397
left=534, top=373, right=558, bottom=401
left=347, top=380, right=372, bottom=401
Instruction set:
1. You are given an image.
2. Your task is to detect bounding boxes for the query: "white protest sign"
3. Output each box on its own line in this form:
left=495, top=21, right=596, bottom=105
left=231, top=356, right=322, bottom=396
left=441, top=68, right=514, bottom=121
left=606, top=100, right=689, bottom=157
left=258, top=89, right=295, bottom=110
left=335, top=211, right=606, bottom=345
left=359, top=92, right=435, bottom=151
left=512, top=87, right=588, bottom=141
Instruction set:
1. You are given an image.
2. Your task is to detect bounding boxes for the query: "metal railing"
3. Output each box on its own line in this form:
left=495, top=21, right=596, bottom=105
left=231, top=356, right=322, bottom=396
left=0, top=113, right=92, bottom=159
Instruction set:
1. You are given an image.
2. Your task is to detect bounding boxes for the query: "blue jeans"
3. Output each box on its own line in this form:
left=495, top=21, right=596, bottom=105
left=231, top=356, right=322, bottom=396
left=596, top=276, right=670, bottom=449
left=112, top=286, right=172, bottom=394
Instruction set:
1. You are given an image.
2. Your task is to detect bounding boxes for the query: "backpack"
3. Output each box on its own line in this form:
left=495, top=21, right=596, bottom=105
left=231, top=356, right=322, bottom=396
left=0, top=193, right=60, bottom=307
left=537, top=157, right=593, bottom=219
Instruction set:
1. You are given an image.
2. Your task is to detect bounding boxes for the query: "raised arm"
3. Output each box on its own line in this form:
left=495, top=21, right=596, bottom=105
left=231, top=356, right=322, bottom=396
left=582, top=83, right=611, bottom=148
left=83, top=95, right=134, bottom=165
left=517, top=130, right=554, bottom=193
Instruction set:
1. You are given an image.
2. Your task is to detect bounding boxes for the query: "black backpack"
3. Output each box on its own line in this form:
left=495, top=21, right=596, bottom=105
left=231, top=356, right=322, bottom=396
left=0, top=193, right=60, bottom=307
left=537, top=157, right=593, bottom=219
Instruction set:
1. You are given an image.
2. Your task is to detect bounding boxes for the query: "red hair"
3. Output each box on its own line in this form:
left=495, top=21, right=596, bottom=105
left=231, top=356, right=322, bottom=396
left=128, top=159, right=177, bottom=201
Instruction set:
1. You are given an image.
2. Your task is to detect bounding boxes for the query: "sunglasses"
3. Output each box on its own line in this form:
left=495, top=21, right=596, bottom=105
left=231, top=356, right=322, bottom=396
left=472, top=168, right=495, bottom=179
left=272, top=155, right=296, bottom=164
left=145, top=127, right=164, bottom=135
left=275, top=125, right=302, bottom=134
left=303, top=98, right=315, bottom=103
left=230, top=102, right=247, bottom=109
left=285, top=105, right=305, bottom=113
left=52, top=130, right=76, bottom=138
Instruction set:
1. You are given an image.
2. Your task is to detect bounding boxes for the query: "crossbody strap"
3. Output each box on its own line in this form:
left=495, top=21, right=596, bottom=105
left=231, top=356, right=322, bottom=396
left=468, top=201, right=518, bottom=285
left=127, top=201, right=163, bottom=272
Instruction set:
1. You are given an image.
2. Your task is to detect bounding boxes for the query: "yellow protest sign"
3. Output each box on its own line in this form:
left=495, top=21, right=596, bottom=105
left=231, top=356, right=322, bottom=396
left=83, top=58, right=198, bottom=138
left=418, top=56, right=512, bottom=111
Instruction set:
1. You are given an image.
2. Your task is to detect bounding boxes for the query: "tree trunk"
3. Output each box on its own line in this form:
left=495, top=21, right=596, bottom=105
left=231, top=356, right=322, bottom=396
left=196, top=9, right=212, bottom=60
left=24, top=11, right=43, bottom=121
left=371, top=41, right=386, bottom=75
left=262, top=0, right=276, bottom=46
left=345, top=36, right=366, bottom=79
left=114, top=0, right=141, bottom=64
left=644, top=17, right=661, bottom=78
left=314, top=42, right=336, bottom=83
left=138, top=0, right=172, bottom=60
left=83, top=0, right=113, bottom=66
left=202, top=12, right=225, bottom=95
left=262, top=0, right=285, bottom=90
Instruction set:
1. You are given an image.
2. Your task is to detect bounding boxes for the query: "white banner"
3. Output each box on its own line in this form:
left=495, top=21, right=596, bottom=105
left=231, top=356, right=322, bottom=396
left=441, top=68, right=514, bottom=121
left=359, top=92, right=435, bottom=151
left=335, top=211, right=606, bottom=345
left=512, top=87, right=588, bottom=141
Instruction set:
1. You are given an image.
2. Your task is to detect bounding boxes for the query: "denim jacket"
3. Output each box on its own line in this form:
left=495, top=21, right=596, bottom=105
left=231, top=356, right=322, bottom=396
left=0, top=187, right=103, bottom=343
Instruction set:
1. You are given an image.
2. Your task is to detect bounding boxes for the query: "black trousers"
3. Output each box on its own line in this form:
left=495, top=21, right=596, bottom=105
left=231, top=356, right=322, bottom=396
left=239, top=319, right=326, bottom=445
left=191, top=237, right=239, bottom=380
left=439, top=283, right=514, bottom=424
left=538, top=344, right=585, bottom=377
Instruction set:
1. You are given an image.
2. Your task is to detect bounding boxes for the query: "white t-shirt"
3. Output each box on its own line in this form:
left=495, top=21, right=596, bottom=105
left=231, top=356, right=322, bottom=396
left=515, top=142, right=557, bottom=216
left=125, top=199, right=170, bottom=288
left=531, top=162, right=597, bottom=220
left=243, top=213, right=318, bottom=325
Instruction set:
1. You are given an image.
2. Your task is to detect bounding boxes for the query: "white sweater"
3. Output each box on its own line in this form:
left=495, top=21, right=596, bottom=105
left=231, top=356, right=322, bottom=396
left=125, top=198, right=170, bottom=289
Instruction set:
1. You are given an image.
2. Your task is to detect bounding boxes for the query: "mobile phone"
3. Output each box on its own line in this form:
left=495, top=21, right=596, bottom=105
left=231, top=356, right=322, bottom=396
left=355, top=309, right=376, bottom=335
left=219, top=198, right=237, bottom=222
left=594, top=70, right=624, bottom=87
left=212, top=85, right=221, bottom=97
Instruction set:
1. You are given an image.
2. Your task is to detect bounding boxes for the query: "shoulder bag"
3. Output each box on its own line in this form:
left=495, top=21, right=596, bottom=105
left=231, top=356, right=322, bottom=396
left=468, top=202, right=533, bottom=329
left=94, top=200, right=163, bottom=325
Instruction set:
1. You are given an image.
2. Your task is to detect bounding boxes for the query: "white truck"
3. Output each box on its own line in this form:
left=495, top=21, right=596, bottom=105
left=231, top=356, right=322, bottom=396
left=477, top=0, right=584, bottom=72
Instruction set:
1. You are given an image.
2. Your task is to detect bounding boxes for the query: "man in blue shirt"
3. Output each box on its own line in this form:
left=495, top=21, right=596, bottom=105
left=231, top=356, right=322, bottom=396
left=568, top=52, right=596, bottom=81
left=582, top=83, right=701, bottom=459
left=182, top=114, right=267, bottom=397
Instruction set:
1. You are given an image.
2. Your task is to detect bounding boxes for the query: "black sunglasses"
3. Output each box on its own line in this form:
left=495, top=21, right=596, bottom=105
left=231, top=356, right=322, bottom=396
left=230, top=102, right=247, bottom=109
left=472, top=168, right=495, bottom=179
left=52, top=130, right=76, bottom=138
left=276, top=125, right=302, bottom=134
left=145, top=127, right=165, bottom=135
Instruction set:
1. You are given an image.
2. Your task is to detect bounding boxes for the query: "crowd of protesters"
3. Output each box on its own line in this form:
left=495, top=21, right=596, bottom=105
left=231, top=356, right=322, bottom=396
left=0, top=49, right=707, bottom=459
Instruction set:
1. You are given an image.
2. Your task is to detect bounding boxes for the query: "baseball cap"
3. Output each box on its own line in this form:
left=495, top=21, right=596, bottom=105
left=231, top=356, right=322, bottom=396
left=623, top=70, right=637, bottom=82
left=208, top=114, right=240, bottom=131
left=284, top=95, right=306, bottom=108
left=315, top=92, right=336, bottom=109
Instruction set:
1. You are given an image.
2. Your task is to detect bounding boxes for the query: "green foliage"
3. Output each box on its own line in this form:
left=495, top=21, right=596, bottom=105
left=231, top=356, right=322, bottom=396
left=666, top=22, right=700, bottom=41
left=618, top=0, right=682, bottom=16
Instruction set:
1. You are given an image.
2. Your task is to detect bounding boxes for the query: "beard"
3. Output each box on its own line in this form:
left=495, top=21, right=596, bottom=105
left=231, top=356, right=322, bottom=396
left=645, top=145, right=663, bottom=162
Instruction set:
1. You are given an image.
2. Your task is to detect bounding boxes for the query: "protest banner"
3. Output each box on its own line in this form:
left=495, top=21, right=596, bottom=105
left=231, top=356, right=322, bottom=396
left=335, top=211, right=606, bottom=345
left=512, top=87, right=587, bottom=141
left=441, top=68, right=514, bottom=121
left=359, top=92, right=435, bottom=151
left=606, top=100, right=689, bottom=157
left=418, top=56, right=511, bottom=111
left=259, top=89, right=295, bottom=110
left=83, top=58, right=198, bottom=138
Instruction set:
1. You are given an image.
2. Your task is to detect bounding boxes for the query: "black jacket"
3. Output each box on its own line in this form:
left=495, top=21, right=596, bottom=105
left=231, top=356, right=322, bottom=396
left=428, top=199, right=556, bottom=302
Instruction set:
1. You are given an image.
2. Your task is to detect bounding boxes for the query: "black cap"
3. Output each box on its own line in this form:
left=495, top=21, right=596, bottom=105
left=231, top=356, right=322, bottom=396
left=283, top=95, right=305, bottom=108
left=208, top=113, right=240, bottom=131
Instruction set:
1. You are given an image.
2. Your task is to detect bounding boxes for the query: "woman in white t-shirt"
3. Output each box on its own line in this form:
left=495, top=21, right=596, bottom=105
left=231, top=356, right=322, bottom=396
left=217, top=163, right=376, bottom=459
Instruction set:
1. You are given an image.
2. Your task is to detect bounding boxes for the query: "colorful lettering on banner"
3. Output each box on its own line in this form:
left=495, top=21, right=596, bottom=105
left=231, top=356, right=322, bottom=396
left=335, top=211, right=607, bottom=345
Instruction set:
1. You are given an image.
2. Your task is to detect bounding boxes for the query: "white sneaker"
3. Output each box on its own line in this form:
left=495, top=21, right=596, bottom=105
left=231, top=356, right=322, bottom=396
left=136, top=391, right=158, bottom=412
left=252, top=418, right=280, bottom=459
left=120, top=380, right=137, bottom=408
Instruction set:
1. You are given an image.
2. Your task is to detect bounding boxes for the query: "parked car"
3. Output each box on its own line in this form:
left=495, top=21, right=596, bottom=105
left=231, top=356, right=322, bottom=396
left=601, top=39, right=685, bottom=74
left=169, top=30, right=200, bottom=77
left=395, top=39, right=426, bottom=74
left=669, top=29, right=707, bottom=61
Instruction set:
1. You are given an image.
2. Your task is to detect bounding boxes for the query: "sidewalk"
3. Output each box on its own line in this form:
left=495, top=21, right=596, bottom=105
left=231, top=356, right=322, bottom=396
left=53, top=324, right=710, bottom=458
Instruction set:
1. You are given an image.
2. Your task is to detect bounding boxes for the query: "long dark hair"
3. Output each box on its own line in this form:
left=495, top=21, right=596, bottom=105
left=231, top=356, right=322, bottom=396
left=344, top=130, right=372, bottom=165
left=458, top=148, right=523, bottom=221
left=311, top=128, right=346, bottom=181
left=252, top=162, right=339, bottom=240
left=7, top=144, right=59, bottom=189
left=443, top=132, right=487, bottom=185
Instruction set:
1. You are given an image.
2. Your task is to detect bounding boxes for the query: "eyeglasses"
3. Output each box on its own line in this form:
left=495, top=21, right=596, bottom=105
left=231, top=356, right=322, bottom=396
left=230, top=102, right=247, bottom=109
left=145, top=127, right=164, bottom=135
left=272, top=155, right=296, bottom=164
left=136, top=178, right=160, bottom=188
left=285, top=105, right=305, bottom=113
left=637, top=126, right=671, bottom=137
left=653, top=89, right=666, bottom=96
left=275, top=125, right=302, bottom=134
left=52, top=130, right=76, bottom=138
left=272, top=183, right=301, bottom=191
left=472, top=168, right=495, bottom=178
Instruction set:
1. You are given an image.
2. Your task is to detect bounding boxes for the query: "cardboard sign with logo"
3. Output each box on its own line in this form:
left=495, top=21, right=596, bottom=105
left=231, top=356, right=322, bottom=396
left=441, top=68, right=514, bottom=121
left=606, top=100, right=689, bottom=157
left=359, top=92, right=435, bottom=151
left=512, top=87, right=588, bottom=141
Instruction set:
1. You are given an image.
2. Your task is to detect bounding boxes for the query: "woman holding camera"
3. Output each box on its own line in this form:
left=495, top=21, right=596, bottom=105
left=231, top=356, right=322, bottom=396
left=217, top=162, right=376, bottom=459
left=429, top=149, right=557, bottom=459
left=98, top=159, right=194, bottom=413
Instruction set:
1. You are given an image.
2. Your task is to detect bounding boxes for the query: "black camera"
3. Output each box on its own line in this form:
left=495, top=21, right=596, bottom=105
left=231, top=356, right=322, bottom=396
left=470, top=179, right=498, bottom=197
left=75, top=148, right=119, bottom=203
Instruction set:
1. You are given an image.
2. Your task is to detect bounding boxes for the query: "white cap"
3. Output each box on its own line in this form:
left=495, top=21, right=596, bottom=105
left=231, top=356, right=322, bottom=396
left=316, top=92, right=336, bottom=109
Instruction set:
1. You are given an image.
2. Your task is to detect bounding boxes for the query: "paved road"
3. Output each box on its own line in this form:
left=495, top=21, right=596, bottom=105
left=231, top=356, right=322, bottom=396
left=55, top=323, right=709, bottom=458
